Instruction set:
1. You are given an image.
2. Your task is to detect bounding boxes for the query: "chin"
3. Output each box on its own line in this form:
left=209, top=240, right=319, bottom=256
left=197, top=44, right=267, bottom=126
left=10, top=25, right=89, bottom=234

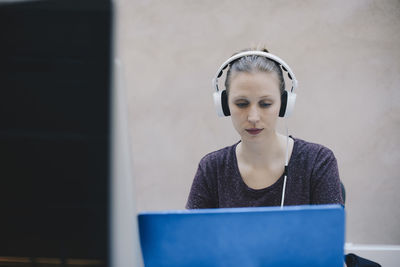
left=242, top=133, right=265, bottom=141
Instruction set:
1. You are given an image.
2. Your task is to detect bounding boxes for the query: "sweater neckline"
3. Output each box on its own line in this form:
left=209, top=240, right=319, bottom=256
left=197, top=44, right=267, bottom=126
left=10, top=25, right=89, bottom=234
left=232, top=136, right=297, bottom=193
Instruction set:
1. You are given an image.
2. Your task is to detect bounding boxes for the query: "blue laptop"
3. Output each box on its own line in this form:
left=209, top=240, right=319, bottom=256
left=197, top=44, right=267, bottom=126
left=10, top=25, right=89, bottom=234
left=138, top=205, right=345, bottom=267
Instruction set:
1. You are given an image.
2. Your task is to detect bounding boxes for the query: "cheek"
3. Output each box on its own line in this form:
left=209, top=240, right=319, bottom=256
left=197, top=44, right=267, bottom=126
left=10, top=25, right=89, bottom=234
left=271, top=103, right=281, bottom=116
left=228, top=102, right=242, bottom=116
left=266, top=101, right=282, bottom=116
left=229, top=109, right=247, bottom=129
left=230, top=110, right=245, bottom=123
left=230, top=115, right=242, bottom=133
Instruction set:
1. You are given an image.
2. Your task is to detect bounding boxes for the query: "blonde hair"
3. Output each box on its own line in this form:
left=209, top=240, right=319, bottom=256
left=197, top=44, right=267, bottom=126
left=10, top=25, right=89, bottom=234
left=224, top=46, right=285, bottom=97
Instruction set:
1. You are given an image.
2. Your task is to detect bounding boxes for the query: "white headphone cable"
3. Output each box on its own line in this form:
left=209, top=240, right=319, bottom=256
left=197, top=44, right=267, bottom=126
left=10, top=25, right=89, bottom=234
left=280, top=124, right=289, bottom=208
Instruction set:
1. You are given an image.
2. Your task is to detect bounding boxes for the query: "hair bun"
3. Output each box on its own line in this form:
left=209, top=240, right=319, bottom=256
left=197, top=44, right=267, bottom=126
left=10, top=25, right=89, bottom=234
left=251, top=43, right=270, bottom=53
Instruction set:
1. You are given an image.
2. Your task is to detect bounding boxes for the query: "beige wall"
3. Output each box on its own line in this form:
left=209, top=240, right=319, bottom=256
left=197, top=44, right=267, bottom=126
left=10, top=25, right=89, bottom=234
left=115, top=0, right=400, bottom=245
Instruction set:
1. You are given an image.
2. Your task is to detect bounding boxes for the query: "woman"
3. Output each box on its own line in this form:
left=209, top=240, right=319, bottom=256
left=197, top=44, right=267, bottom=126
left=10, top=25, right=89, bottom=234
left=186, top=47, right=343, bottom=209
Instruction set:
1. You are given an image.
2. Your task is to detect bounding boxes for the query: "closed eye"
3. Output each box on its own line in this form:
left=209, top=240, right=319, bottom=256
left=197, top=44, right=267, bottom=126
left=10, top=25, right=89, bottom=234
left=235, top=101, right=249, bottom=108
left=259, top=101, right=272, bottom=108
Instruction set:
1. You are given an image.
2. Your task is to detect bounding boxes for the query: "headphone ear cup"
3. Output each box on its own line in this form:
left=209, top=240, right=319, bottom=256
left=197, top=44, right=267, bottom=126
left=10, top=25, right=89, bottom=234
left=279, top=91, right=288, bottom=117
left=221, top=90, right=230, bottom=116
left=279, top=91, right=297, bottom=118
left=213, top=90, right=230, bottom=117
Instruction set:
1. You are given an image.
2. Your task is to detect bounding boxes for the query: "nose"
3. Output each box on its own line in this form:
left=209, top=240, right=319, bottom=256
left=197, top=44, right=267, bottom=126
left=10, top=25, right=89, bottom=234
left=247, top=105, right=260, bottom=124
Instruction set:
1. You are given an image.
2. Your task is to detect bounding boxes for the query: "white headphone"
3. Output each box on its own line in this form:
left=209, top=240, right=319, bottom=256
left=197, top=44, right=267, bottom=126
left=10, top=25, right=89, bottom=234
left=212, top=51, right=298, bottom=118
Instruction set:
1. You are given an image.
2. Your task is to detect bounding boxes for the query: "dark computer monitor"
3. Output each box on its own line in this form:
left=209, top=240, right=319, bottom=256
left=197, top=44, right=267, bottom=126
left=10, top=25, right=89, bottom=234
left=0, top=0, right=112, bottom=265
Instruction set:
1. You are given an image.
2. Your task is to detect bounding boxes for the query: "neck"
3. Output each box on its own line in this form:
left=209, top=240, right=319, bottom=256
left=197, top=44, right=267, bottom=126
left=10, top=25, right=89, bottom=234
left=237, top=132, right=286, bottom=167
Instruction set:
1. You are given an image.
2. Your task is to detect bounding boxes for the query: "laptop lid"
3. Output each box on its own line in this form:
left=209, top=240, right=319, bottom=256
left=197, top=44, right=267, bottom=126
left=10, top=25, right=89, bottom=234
left=138, top=204, right=345, bottom=267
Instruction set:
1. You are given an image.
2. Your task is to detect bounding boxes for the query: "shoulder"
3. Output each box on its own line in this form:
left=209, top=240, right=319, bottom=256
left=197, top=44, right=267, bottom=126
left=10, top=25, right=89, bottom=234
left=291, top=137, right=339, bottom=181
left=198, top=142, right=239, bottom=168
left=292, top=136, right=336, bottom=160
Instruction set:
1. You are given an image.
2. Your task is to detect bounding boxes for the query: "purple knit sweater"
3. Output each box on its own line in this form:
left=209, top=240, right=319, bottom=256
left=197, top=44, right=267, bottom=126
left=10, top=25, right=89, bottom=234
left=186, top=137, right=343, bottom=209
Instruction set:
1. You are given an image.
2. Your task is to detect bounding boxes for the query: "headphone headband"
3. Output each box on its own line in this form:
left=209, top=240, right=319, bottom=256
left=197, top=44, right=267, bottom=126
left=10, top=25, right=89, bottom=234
left=212, top=51, right=298, bottom=93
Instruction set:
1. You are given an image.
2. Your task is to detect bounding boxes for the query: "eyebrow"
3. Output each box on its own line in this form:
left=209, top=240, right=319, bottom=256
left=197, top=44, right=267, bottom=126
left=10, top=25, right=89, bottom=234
left=259, top=95, right=273, bottom=99
left=232, top=95, right=273, bottom=100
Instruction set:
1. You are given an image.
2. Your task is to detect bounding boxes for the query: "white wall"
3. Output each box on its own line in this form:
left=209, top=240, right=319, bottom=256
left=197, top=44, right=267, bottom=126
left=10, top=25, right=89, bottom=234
left=115, top=0, right=400, bottom=246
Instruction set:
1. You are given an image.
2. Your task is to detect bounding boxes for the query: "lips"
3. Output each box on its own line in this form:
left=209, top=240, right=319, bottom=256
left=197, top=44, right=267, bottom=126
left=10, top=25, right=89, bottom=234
left=245, top=128, right=263, bottom=135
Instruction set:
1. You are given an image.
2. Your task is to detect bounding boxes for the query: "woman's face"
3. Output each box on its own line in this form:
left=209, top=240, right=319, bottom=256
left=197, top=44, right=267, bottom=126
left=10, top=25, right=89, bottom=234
left=228, top=71, right=281, bottom=142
